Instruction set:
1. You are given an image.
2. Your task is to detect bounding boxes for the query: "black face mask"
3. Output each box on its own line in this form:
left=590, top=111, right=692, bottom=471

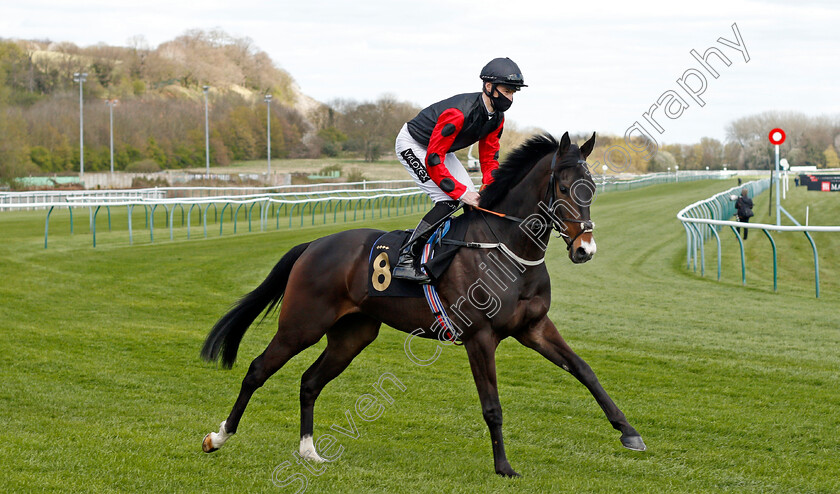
left=485, top=84, right=512, bottom=112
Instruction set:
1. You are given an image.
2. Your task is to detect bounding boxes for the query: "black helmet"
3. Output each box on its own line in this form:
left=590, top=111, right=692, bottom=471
left=480, top=57, right=527, bottom=89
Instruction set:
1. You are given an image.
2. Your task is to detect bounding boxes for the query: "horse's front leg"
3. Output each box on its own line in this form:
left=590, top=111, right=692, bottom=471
left=464, top=330, right=519, bottom=477
left=516, top=316, right=646, bottom=452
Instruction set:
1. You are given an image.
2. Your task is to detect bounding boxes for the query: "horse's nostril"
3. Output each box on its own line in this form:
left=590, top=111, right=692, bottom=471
left=575, top=246, right=592, bottom=260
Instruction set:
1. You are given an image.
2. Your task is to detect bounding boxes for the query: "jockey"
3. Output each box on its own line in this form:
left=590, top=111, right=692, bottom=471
left=393, top=57, right=527, bottom=282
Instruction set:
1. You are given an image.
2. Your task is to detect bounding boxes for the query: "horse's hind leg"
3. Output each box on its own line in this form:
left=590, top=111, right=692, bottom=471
left=515, top=316, right=646, bottom=452
left=298, top=314, right=380, bottom=461
left=203, top=316, right=329, bottom=453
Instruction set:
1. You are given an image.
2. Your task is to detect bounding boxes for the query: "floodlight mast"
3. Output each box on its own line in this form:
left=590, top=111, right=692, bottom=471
left=73, top=72, right=88, bottom=181
left=264, top=94, right=272, bottom=176
left=203, top=86, right=210, bottom=179
left=105, top=99, right=119, bottom=175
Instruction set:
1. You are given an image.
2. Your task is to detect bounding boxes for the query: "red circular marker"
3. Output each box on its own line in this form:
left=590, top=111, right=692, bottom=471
left=769, top=128, right=786, bottom=145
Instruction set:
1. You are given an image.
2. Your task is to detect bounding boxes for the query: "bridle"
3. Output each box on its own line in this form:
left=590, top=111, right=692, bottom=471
left=472, top=149, right=595, bottom=251
left=541, top=152, right=595, bottom=250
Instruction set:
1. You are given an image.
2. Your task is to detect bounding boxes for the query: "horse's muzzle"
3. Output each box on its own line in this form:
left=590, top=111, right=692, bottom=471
left=569, top=234, right=596, bottom=264
left=571, top=245, right=593, bottom=264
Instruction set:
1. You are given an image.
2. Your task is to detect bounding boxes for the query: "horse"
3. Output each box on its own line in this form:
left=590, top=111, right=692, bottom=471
left=200, top=131, right=646, bottom=477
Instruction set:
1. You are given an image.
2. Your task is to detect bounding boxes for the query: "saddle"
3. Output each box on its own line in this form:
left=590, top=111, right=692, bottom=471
left=367, top=216, right=469, bottom=298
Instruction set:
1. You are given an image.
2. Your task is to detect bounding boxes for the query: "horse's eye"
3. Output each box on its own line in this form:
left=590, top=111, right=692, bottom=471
left=558, top=186, right=569, bottom=194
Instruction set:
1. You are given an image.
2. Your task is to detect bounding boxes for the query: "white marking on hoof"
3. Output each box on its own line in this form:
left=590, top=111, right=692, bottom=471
left=580, top=239, right=597, bottom=255
left=209, top=420, right=231, bottom=449
left=299, top=435, right=325, bottom=462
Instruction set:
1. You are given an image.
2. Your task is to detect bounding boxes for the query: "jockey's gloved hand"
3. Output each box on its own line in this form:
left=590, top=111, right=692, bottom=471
left=460, top=191, right=480, bottom=207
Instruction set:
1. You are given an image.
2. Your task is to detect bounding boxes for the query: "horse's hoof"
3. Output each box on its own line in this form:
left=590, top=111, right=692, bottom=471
left=495, top=465, right=521, bottom=478
left=202, top=433, right=219, bottom=453
left=621, top=434, right=646, bottom=451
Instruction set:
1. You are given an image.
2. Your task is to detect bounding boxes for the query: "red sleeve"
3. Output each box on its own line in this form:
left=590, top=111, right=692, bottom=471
left=425, top=108, right=468, bottom=200
left=478, top=116, right=504, bottom=186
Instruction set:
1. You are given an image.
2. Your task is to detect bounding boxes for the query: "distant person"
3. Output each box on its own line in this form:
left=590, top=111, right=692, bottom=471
left=795, top=177, right=800, bottom=187
left=392, top=57, right=527, bottom=282
left=734, top=188, right=754, bottom=239
left=737, top=177, right=742, bottom=185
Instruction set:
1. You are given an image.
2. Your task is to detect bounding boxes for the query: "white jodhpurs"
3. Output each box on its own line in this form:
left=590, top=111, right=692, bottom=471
left=394, top=123, right=476, bottom=203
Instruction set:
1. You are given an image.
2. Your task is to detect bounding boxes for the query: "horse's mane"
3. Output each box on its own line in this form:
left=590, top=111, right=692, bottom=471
left=479, top=133, right=559, bottom=208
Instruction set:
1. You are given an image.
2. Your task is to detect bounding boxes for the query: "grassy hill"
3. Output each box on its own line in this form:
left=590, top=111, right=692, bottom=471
left=0, top=31, right=326, bottom=182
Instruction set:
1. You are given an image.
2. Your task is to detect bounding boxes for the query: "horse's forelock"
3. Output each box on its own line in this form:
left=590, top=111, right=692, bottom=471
left=561, top=157, right=596, bottom=207
left=557, top=144, right=581, bottom=168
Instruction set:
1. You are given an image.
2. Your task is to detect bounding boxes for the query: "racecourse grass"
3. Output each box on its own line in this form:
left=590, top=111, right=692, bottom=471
left=1, top=180, right=838, bottom=493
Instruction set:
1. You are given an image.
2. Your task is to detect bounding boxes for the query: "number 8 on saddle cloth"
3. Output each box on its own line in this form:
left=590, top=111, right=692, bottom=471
left=367, top=219, right=465, bottom=297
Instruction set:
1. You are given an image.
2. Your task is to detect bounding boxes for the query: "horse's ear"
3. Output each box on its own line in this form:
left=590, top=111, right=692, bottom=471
left=580, top=132, right=596, bottom=159
left=558, top=132, right=571, bottom=155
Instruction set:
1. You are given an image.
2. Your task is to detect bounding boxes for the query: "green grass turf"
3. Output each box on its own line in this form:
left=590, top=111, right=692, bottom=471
left=1, top=180, right=838, bottom=493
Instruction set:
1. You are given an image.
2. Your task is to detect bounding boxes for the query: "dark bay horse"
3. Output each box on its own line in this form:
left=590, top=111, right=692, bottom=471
left=200, top=132, right=646, bottom=477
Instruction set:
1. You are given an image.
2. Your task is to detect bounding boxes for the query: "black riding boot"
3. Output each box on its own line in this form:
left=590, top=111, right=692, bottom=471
left=392, top=200, right=460, bottom=283
left=392, top=220, right=434, bottom=283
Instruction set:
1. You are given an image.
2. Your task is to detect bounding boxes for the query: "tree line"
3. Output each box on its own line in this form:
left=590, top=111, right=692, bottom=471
left=724, top=112, right=840, bottom=170
left=1, top=31, right=839, bottom=188
left=583, top=111, right=840, bottom=175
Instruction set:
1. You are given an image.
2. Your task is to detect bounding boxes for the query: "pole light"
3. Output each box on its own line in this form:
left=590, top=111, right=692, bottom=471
left=768, top=128, right=786, bottom=226
left=203, top=85, right=210, bottom=179
left=264, top=94, right=272, bottom=177
left=73, top=72, right=88, bottom=181
left=601, top=164, right=608, bottom=192
left=105, top=99, right=119, bottom=175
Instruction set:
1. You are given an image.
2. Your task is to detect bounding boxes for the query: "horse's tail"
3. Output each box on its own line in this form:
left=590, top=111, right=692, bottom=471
left=200, top=241, right=312, bottom=368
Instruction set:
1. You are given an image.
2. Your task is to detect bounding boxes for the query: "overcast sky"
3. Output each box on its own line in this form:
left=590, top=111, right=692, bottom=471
left=2, top=0, right=838, bottom=144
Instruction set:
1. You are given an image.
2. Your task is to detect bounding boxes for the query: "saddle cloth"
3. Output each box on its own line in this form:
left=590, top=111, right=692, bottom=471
left=366, top=216, right=469, bottom=297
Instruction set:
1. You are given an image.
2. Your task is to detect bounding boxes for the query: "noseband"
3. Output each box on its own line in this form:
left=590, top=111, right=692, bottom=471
left=543, top=153, right=595, bottom=250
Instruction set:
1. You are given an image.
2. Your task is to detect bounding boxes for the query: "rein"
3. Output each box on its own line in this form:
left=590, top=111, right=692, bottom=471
left=471, top=205, right=525, bottom=223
